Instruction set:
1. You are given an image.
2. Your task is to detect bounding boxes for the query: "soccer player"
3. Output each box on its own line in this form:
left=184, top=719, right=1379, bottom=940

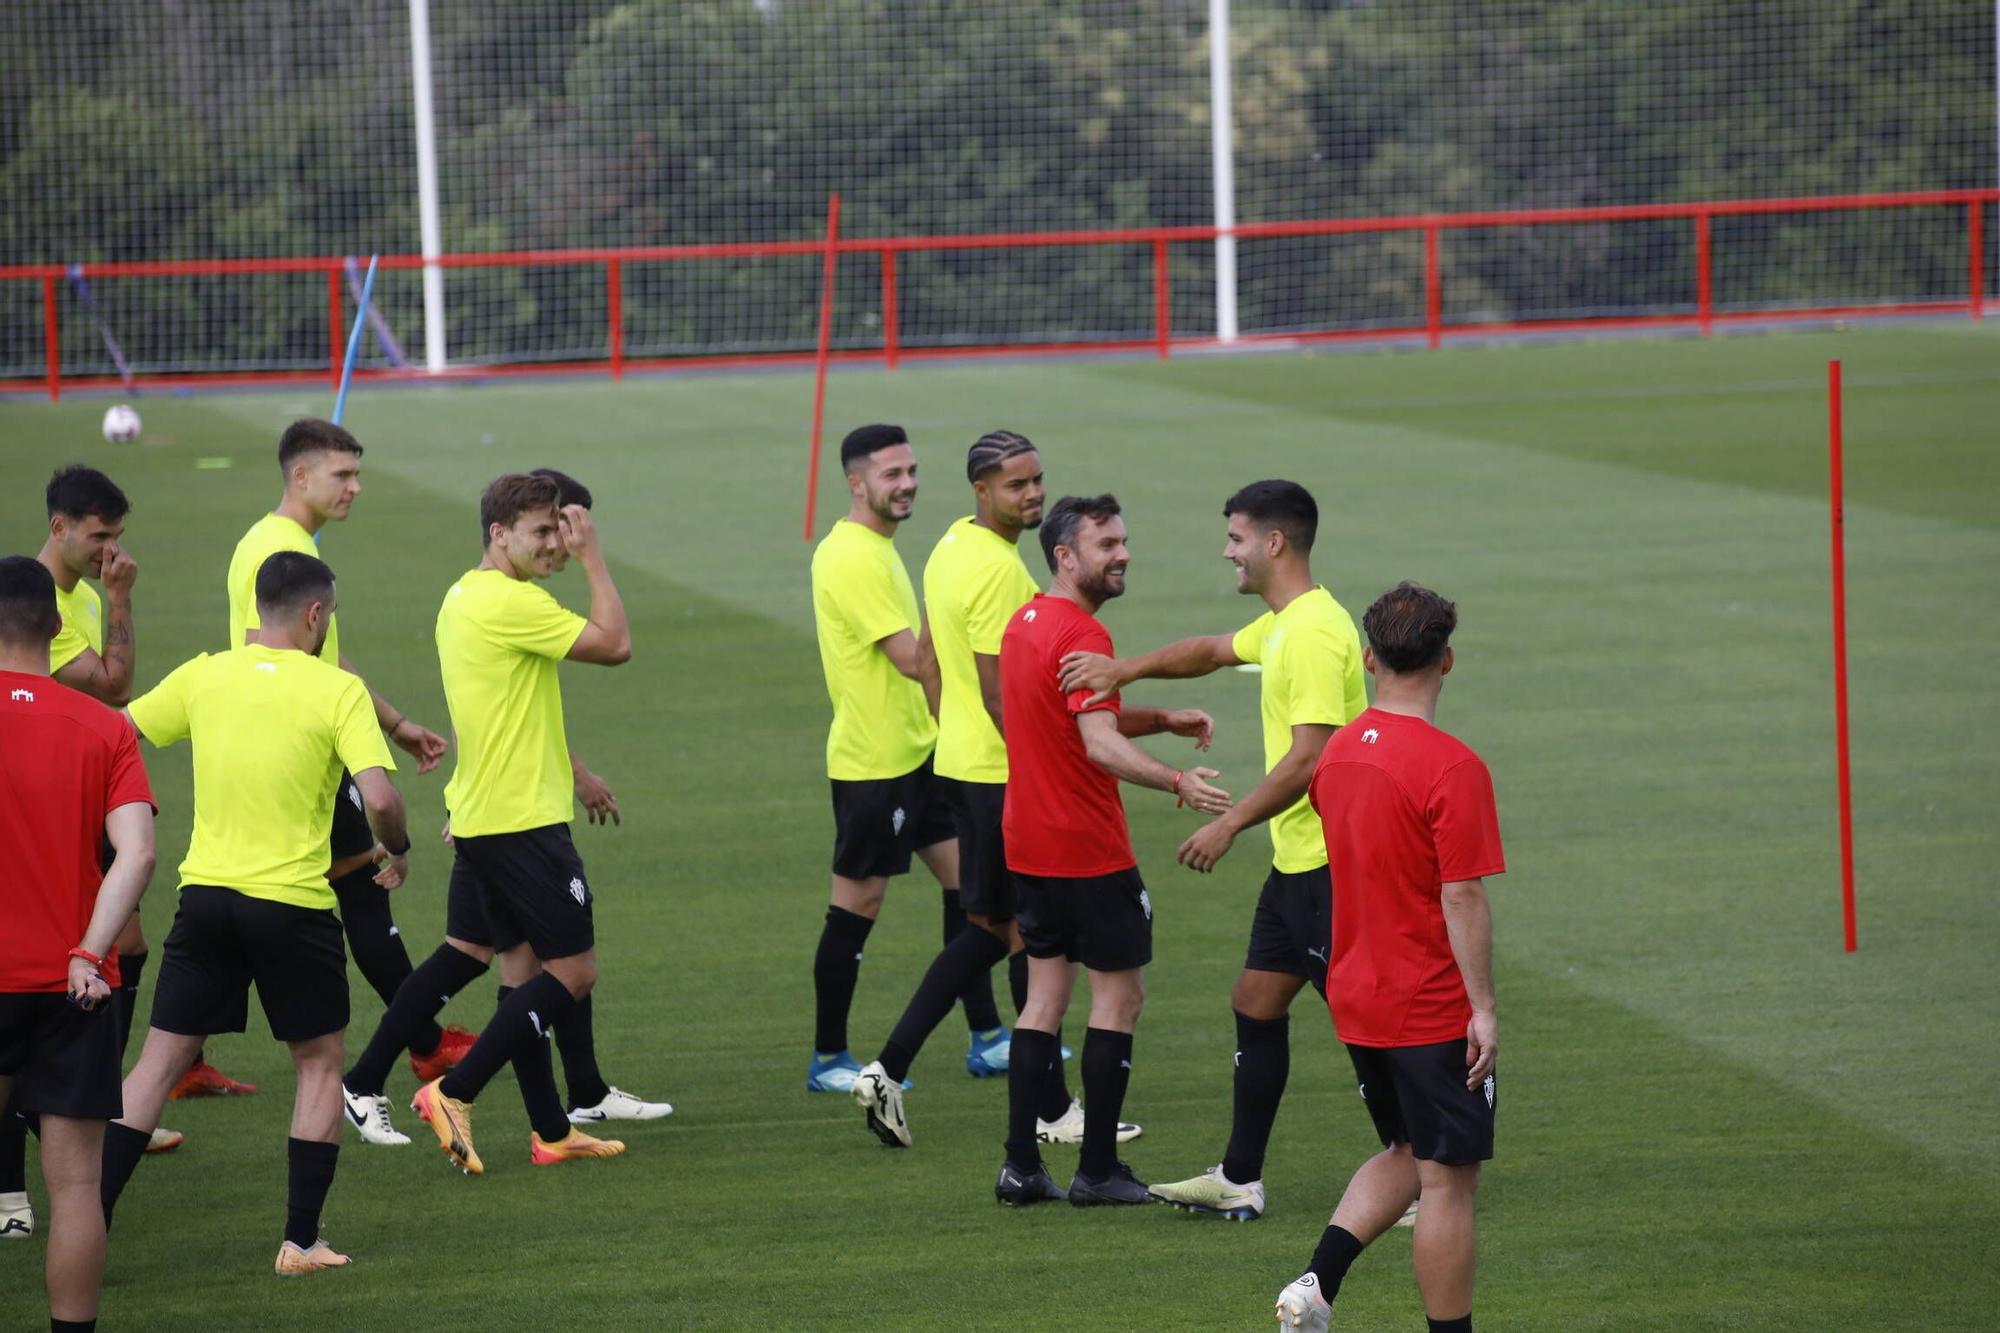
left=992, top=494, right=1229, bottom=1207
left=807, top=424, right=1001, bottom=1094
left=0, top=554, right=157, bottom=1329
left=1273, top=582, right=1504, bottom=1333
left=407, top=473, right=633, bottom=1174
left=103, top=551, right=412, bottom=1275
left=852, top=432, right=1124, bottom=1150
left=1056, top=481, right=1367, bottom=1220
left=6, top=468, right=172, bottom=1246
left=221, top=419, right=468, bottom=1106
left=338, top=466, right=666, bottom=1145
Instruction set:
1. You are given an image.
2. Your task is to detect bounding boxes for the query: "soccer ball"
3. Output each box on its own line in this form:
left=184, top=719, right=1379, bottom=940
left=101, top=404, right=142, bottom=443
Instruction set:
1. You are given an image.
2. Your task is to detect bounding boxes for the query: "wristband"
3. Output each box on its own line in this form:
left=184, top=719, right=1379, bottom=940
left=382, top=837, right=412, bottom=857
left=1172, top=771, right=1185, bottom=808
left=68, top=946, right=104, bottom=968
left=387, top=716, right=409, bottom=737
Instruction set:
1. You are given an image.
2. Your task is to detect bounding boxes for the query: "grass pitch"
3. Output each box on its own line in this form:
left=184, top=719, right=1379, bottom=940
left=3, top=325, right=1997, bottom=1329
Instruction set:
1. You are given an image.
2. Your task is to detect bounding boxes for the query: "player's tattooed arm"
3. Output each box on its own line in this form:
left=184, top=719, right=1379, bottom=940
left=1058, top=632, right=1239, bottom=707
left=98, top=541, right=137, bottom=702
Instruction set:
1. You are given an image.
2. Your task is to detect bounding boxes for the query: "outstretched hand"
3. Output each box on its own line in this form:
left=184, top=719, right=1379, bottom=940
left=392, top=719, right=449, bottom=774
left=1163, top=708, right=1214, bottom=751
left=1175, top=766, right=1231, bottom=816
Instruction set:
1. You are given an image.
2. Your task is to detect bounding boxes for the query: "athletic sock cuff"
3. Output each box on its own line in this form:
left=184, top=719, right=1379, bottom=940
left=824, top=904, right=876, bottom=941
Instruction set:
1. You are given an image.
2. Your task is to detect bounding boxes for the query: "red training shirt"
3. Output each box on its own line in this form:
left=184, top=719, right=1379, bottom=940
left=1309, top=706, right=1504, bottom=1047
left=0, top=670, right=155, bottom=992
left=1000, top=594, right=1136, bottom=878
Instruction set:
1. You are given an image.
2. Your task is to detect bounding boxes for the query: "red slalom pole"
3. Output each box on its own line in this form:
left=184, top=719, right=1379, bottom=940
left=1828, top=359, right=1857, bottom=952
left=802, top=193, right=842, bottom=542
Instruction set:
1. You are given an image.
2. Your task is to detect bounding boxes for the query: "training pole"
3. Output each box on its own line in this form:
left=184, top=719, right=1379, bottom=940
left=802, top=193, right=841, bottom=542
left=1828, top=359, right=1857, bottom=952
left=332, top=255, right=379, bottom=425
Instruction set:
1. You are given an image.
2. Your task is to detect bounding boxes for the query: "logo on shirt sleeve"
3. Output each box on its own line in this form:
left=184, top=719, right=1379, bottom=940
left=8, top=688, right=35, bottom=703
left=1023, top=609, right=1037, bottom=623
left=1361, top=728, right=1379, bottom=744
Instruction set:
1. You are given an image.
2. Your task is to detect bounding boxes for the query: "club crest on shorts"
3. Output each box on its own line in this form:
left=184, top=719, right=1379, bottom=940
left=1483, top=1073, right=1496, bottom=1108
left=346, top=782, right=363, bottom=810
left=569, top=876, right=587, bottom=905
left=1138, top=888, right=1152, bottom=921
left=891, top=806, right=906, bottom=835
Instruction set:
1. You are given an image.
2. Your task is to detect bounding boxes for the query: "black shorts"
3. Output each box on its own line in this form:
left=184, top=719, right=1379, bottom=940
left=942, top=777, right=1017, bottom=922
left=1015, top=868, right=1153, bottom=972
left=1243, top=865, right=1332, bottom=993
left=150, top=885, right=349, bottom=1043
left=445, top=824, right=594, bottom=960
left=0, top=993, right=123, bottom=1119
left=1347, top=1039, right=1495, bottom=1166
left=829, top=757, right=955, bottom=880
left=330, top=769, right=375, bottom=861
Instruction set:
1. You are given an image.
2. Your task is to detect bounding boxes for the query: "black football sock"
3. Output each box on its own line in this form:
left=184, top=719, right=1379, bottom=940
left=502, top=994, right=573, bottom=1142
left=812, top=906, right=875, bottom=1054
left=1004, top=1027, right=1059, bottom=1172
left=0, top=1100, right=25, bottom=1193
left=112, top=950, right=146, bottom=1058
left=942, top=890, right=1003, bottom=1032
left=1428, top=1318, right=1472, bottom=1333
left=1307, top=1223, right=1365, bottom=1300
left=877, top=925, right=1010, bottom=1083
left=1078, top=1027, right=1135, bottom=1179
left=98, top=1121, right=150, bottom=1229
left=283, top=1137, right=339, bottom=1249
left=1220, top=1011, right=1291, bottom=1186
left=332, top=868, right=444, bottom=1057
left=440, top=972, right=576, bottom=1104
left=344, top=944, right=488, bottom=1096
left=555, top=993, right=610, bottom=1111
left=1038, top=1024, right=1075, bottom=1122
left=1008, top=949, right=1029, bottom=1014
left=51, top=1318, right=96, bottom=1332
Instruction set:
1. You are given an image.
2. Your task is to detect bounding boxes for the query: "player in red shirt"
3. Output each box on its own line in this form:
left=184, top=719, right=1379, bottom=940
left=994, top=494, right=1229, bottom=1208
left=0, top=555, right=157, bottom=1332
left=1275, top=582, right=1503, bottom=1333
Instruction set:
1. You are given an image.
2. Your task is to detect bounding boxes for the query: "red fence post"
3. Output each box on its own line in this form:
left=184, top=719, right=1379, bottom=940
left=1970, top=201, right=1985, bottom=323
left=607, top=259, right=625, bottom=380
left=42, top=274, right=59, bottom=401
left=1153, top=238, right=1171, bottom=359
left=881, top=249, right=899, bottom=371
left=1424, top=224, right=1442, bottom=349
left=1695, top=212, right=1714, bottom=336
left=327, top=269, right=344, bottom=391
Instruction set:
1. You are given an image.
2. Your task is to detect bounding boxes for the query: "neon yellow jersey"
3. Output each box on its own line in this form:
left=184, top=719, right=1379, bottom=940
left=811, top=519, right=936, bottom=781
left=49, top=579, right=103, bottom=673
left=436, top=568, right=586, bottom=837
left=924, top=517, right=1038, bottom=783
left=1231, top=586, right=1369, bottom=873
left=129, top=645, right=393, bottom=909
left=228, top=513, right=339, bottom=665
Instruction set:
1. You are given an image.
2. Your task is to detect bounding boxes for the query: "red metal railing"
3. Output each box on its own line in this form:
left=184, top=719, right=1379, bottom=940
left=5, top=188, right=1993, bottom=398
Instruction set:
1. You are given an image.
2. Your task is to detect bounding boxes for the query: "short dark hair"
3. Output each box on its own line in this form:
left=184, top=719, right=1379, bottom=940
left=46, top=465, right=129, bottom=523
left=839, top=424, right=909, bottom=472
left=254, top=551, right=336, bottom=622
left=1224, top=479, right=1317, bottom=554
left=1361, top=581, right=1458, bottom=673
left=1038, top=493, right=1122, bottom=573
left=278, top=418, right=363, bottom=473
left=966, top=430, right=1037, bottom=483
left=479, top=472, right=561, bottom=545
left=0, top=555, right=60, bottom=647
left=530, top=467, right=593, bottom=510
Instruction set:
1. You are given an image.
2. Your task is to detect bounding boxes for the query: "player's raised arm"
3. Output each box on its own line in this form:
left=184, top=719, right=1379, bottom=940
left=559, top=504, right=632, bottom=665
left=1075, top=708, right=1230, bottom=814
left=1059, top=631, right=1240, bottom=706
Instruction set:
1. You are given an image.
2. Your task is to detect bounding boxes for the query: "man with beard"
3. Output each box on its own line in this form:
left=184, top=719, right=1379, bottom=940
left=806, top=425, right=991, bottom=1093
left=1056, top=481, right=1368, bottom=1222
left=854, top=432, right=1131, bottom=1150
left=992, top=494, right=1229, bottom=1207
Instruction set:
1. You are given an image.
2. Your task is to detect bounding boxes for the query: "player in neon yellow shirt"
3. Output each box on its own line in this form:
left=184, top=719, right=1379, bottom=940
left=1058, top=481, right=1368, bottom=1221
left=806, top=424, right=994, bottom=1095
left=104, top=550, right=412, bottom=1274
left=215, top=420, right=471, bottom=1108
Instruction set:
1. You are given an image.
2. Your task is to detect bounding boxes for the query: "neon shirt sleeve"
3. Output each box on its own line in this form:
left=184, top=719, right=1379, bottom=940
left=48, top=621, right=90, bottom=674
left=127, top=655, right=207, bottom=748
left=1429, top=757, right=1507, bottom=882
left=332, top=676, right=397, bottom=778
left=493, top=582, right=588, bottom=660
left=1231, top=613, right=1272, bottom=666
left=1062, top=620, right=1119, bottom=717
left=1283, top=620, right=1355, bottom=729
left=841, top=553, right=914, bottom=646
